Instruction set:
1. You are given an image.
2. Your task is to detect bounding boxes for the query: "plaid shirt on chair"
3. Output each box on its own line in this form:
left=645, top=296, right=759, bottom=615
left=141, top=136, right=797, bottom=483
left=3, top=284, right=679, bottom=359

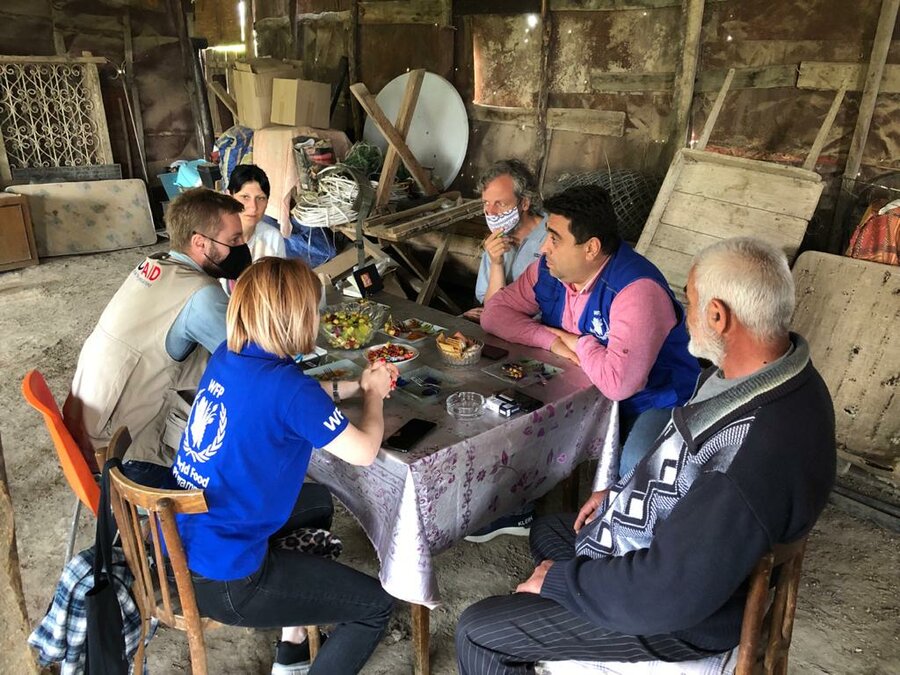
left=28, top=546, right=157, bottom=674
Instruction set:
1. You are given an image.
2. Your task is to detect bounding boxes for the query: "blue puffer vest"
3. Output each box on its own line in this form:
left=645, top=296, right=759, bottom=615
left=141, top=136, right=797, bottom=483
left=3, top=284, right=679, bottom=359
left=534, top=243, right=699, bottom=416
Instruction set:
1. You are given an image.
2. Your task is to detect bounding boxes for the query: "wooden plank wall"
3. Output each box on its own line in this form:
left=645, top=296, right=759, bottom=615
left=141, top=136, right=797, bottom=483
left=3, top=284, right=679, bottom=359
left=791, top=251, right=900, bottom=480
left=247, top=0, right=900, bottom=257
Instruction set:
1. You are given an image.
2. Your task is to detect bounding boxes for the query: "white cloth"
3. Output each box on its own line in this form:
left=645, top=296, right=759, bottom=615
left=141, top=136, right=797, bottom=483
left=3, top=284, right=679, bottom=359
left=536, top=648, right=737, bottom=675
left=248, top=220, right=286, bottom=260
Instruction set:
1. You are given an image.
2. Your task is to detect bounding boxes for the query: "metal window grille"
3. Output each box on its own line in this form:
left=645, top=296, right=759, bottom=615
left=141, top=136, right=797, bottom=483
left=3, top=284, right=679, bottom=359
left=0, top=57, right=113, bottom=180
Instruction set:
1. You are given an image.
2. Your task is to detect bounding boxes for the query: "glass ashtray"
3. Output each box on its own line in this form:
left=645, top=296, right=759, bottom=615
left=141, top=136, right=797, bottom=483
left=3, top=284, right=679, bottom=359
left=446, top=391, right=485, bottom=420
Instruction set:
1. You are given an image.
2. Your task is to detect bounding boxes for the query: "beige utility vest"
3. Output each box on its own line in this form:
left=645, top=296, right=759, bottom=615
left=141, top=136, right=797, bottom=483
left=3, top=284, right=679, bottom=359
left=65, top=253, right=219, bottom=466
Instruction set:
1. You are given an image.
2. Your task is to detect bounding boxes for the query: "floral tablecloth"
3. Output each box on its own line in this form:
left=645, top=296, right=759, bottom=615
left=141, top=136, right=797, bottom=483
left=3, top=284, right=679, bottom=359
left=307, top=295, right=619, bottom=608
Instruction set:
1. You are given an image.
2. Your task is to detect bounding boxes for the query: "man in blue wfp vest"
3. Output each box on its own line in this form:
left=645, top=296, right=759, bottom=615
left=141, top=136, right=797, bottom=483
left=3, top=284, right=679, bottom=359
left=481, top=184, right=700, bottom=486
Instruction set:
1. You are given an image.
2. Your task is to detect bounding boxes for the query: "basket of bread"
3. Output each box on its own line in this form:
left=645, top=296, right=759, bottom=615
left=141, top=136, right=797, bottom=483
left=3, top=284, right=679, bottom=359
left=436, top=331, right=483, bottom=366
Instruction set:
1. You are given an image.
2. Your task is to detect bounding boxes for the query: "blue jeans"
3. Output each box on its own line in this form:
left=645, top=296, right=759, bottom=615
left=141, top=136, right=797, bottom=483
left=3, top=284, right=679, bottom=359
left=618, top=407, right=673, bottom=478
left=191, top=484, right=394, bottom=674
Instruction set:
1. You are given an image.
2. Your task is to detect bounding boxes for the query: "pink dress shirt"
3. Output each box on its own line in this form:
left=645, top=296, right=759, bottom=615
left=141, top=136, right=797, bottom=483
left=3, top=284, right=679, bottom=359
left=481, top=259, right=677, bottom=402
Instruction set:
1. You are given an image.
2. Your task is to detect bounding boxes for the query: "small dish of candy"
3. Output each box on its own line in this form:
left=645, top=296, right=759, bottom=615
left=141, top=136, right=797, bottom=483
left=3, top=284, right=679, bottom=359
left=365, top=342, right=419, bottom=364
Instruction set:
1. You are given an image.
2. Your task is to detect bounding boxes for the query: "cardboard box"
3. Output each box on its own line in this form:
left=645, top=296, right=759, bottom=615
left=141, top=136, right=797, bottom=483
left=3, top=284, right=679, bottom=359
left=231, top=58, right=303, bottom=129
left=271, top=78, right=331, bottom=129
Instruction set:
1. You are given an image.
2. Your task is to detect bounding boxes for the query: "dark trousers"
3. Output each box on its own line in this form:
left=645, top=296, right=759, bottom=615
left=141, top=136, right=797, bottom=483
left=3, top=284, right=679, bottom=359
left=122, top=460, right=177, bottom=489
left=192, top=483, right=394, bottom=674
left=455, top=513, right=713, bottom=674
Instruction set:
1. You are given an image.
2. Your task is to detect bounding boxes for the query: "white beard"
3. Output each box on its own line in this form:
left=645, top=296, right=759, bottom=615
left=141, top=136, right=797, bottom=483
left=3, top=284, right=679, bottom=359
left=688, top=321, right=726, bottom=366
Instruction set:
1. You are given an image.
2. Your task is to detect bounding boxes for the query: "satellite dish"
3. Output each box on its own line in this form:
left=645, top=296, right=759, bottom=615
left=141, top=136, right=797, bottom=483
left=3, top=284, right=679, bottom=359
left=363, top=71, right=469, bottom=190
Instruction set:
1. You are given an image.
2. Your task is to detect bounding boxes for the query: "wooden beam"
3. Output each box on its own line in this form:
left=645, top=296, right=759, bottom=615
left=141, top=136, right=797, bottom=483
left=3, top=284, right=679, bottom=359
left=469, top=104, right=626, bottom=137
left=802, top=85, right=847, bottom=172
left=454, top=0, right=540, bottom=14
left=348, top=1, right=363, bottom=140
left=375, top=69, right=425, bottom=208
left=468, top=103, right=536, bottom=126
left=695, top=67, right=734, bottom=150
left=83, top=63, right=115, bottom=164
left=830, top=0, right=900, bottom=252
left=0, top=54, right=106, bottom=64
left=416, top=232, right=452, bottom=306
left=547, top=108, right=625, bottom=136
left=589, top=70, right=675, bottom=92
left=123, top=8, right=148, bottom=183
left=296, top=11, right=351, bottom=24
left=205, top=78, right=239, bottom=119
left=798, top=61, right=900, bottom=94
left=360, top=0, right=450, bottom=25
left=665, top=0, right=705, bottom=167
left=535, top=0, right=552, bottom=181
left=350, top=83, right=438, bottom=195
left=696, top=64, right=797, bottom=92
left=551, top=0, right=725, bottom=8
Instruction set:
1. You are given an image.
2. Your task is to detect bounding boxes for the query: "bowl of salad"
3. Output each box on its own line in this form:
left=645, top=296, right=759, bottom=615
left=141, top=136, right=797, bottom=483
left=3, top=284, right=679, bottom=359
left=319, top=301, right=387, bottom=350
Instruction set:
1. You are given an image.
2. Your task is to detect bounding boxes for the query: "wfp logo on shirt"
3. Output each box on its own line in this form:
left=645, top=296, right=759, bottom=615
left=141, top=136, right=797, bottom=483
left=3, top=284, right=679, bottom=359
left=323, top=408, right=345, bottom=432
left=182, top=380, right=228, bottom=463
left=590, top=310, right=609, bottom=341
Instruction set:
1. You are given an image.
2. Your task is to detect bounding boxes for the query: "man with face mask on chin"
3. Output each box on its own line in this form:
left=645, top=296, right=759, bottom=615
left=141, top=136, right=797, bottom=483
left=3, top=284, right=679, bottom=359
left=64, top=188, right=249, bottom=488
left=465, top=160, right=548, bottom=321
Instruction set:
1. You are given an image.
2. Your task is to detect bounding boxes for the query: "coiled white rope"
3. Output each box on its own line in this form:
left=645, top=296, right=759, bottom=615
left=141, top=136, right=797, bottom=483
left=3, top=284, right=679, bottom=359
left=291, top=173, right=410, bottom=229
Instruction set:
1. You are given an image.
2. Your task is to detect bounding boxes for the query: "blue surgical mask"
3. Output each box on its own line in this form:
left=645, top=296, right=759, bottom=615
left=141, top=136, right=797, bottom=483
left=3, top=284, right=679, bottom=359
left=485, top=206, right=520, bottom=235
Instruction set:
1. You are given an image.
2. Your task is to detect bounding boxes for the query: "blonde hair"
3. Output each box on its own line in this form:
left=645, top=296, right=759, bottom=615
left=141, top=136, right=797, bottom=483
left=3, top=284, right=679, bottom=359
left=165, top=188, right=243, bottom=251
left=692, top=237, right=795, bottom=342
left=227, top=258, right=322, bottom=358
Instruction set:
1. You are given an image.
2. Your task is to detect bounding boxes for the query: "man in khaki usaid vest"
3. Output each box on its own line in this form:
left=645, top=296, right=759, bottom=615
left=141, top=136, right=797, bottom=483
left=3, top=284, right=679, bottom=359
left=64, top=188, right=250, bottom=487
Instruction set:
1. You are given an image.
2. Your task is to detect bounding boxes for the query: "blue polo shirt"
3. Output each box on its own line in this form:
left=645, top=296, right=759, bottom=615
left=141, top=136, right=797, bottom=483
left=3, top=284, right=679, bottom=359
left=172, top=342, right=348, bottom=581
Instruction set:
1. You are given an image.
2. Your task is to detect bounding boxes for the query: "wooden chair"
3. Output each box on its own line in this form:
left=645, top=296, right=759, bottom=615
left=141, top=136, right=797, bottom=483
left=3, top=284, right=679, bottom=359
left=537, top=536, right=810, bottom=675
left=737, top=538, right=808, bottom=675
left=21, top=369, right=100, bottom=563
left=105, top=427, right=321, bottom=674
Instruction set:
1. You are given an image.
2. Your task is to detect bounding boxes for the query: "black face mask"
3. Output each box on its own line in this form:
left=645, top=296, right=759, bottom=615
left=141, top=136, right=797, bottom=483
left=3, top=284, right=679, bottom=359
left=195, top=232, right=252, bottom=280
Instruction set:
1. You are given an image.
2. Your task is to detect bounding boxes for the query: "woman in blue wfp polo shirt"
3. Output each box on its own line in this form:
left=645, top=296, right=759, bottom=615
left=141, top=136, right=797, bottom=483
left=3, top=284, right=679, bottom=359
left=171, top=257, right=397, bottom=674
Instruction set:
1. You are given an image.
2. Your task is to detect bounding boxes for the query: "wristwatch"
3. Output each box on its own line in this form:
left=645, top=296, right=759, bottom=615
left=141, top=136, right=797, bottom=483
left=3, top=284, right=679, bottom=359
left=332, top=379, right=340, bottom=404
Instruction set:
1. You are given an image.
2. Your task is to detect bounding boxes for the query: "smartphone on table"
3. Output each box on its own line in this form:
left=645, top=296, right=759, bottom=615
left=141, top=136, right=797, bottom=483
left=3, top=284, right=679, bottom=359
left=385, top=418, right=437, bottom=452
left=481, top=343, right=509, bottom=360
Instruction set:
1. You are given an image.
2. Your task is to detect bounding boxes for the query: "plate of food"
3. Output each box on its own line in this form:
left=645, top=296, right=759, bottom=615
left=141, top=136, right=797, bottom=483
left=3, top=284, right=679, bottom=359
left=319, top=301, right=387, bottom=350
left=482, top=358, right=563, bottom=386
left=382, top=316, right=446, bottom=343
left=365, top=342, right=419, bottom=365
left=304, top=359, right=364, bottom=382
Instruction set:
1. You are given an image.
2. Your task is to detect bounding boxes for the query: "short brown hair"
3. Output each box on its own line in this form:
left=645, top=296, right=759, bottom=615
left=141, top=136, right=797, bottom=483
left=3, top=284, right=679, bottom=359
left=165, top=188, right=243, bottom=251
left=227, top=257, right=322, bottom=358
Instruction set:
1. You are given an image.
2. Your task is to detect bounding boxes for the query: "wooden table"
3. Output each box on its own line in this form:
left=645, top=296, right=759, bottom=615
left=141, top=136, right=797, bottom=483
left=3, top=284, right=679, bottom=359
left=306, top=293, right=620, bottom=674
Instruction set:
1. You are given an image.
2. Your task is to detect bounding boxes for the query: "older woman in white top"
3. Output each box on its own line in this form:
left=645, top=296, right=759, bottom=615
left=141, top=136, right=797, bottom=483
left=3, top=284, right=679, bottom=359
left=227, top=164, right=286, bottom=260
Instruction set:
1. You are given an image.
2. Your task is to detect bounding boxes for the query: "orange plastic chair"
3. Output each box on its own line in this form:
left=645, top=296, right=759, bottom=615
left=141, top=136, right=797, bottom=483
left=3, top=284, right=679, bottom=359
left=22, top=369, right=100, bottom=562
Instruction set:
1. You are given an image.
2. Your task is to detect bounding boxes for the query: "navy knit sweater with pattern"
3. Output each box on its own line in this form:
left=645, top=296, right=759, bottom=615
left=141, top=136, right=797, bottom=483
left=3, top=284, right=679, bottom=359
left=540, top=334, right=836, bottom=651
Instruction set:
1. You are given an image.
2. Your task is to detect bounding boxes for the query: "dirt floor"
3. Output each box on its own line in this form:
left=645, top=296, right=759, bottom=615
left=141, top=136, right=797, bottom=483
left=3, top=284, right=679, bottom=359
left=1, top=244, right=898, bottom=674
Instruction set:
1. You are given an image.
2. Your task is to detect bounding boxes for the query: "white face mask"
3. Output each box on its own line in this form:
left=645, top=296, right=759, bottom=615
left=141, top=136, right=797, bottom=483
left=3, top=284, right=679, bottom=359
left=485, top=206, right=520, bottom=235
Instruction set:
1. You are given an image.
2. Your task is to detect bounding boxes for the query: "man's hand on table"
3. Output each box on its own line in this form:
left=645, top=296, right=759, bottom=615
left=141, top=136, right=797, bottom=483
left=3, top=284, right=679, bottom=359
left=573, top=490, right=609, bottom=533
left=516, top=560, right=554, bottom=594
